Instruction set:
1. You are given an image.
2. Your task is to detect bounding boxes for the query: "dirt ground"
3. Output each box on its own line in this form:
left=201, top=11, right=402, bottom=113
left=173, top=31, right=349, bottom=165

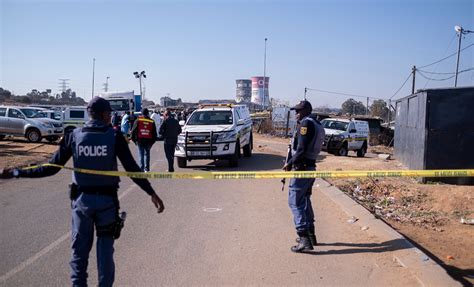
left=254, top=133, right=473, bottom=284
left=1, top=134, right=473, bottom=283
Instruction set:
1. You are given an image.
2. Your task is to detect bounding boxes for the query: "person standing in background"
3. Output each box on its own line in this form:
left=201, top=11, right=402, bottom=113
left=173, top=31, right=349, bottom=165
left=159, top=110, right=182, bottom=172
left=130, top=108, right=158, bottom=172
left=150, top=109, right=162, bottom=140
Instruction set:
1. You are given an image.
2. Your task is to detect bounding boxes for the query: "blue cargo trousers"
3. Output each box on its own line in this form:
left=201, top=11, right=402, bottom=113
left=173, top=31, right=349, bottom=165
left=288, top=167, right=316, bottom=232
left=71, top=193, right=116, bottom=287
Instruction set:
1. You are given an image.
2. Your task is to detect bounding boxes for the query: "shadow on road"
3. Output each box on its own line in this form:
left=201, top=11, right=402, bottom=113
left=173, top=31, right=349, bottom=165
left=186, top=152, right=285, bottom=171
left=301, top=239, right=413, bottom=255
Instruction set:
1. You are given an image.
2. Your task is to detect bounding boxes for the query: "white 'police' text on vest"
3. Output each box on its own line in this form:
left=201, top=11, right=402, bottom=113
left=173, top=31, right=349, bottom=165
left=78, top=145, right=108, bottom=157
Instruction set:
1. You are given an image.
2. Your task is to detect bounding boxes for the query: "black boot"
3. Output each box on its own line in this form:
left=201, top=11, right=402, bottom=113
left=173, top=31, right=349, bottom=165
left=291, top=231, right=313, bottom=253
left=295, top=228, right=317, bottom=246
left=308, top=227, right=317, bottom=246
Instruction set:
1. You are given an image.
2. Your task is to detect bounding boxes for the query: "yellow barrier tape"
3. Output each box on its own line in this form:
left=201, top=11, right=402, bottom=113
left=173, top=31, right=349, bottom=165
left=19, top=164, right=474, bottom=180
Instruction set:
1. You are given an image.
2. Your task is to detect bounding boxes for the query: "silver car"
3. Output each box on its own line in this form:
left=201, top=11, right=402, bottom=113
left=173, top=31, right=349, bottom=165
left=0, top=106, right=64, bottom=143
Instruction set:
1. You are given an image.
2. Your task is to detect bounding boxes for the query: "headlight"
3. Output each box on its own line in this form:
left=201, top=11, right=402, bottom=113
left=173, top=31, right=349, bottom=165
left=41, top=122, right=53, bottom=128
left=216, top=131, right=237, bottom=142
left=332, top=135, right=344, bottom=141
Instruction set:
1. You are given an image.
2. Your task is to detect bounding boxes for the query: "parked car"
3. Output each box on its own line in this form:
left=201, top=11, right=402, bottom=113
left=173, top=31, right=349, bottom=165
left=0, top=106, right=64, bottom=143
left=321, top=118, right=369, bottom=157
left=175, top=104, right=253, bottom=167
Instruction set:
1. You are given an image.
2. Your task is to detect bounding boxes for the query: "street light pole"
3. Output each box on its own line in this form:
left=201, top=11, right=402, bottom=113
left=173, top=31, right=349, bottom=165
left=91, top=58, right=95, bottom=99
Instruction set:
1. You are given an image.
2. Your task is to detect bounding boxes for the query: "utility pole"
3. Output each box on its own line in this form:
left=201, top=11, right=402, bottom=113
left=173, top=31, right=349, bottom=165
left=91, top=58, right=96, bottom=99
left=103, top=76, right=110, bottom=92
left=304, top=87, right=307, bottom=100
left=388, top=99, right=391, bottom=123
left=454, top=25, right=473, bottom=87
left=366, top=97, right=369, bottom=116
left=411, top=66, right=416, bottom=94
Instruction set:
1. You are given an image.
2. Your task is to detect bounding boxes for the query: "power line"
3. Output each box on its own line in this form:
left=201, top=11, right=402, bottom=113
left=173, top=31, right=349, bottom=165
left=418, top=43, right=474, bottom=69
left=305, top=87, right=380, bottom=100
left=389, top=72, right=412, bottom=99
left=418, top=67, right=474, bottom=75
left=417, top=67, right=474, bottom=82
left=417, top=71, right=455, bottom=81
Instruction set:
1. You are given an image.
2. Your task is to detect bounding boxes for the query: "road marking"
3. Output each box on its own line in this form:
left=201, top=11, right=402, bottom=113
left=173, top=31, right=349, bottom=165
left=0, top=183, right=137, bottom=283
left=203, top=207, right=222, bottom=212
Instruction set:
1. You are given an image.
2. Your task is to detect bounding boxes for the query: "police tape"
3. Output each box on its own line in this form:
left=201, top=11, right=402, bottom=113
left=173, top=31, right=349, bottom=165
left=18, top=164, right=474, bottom=180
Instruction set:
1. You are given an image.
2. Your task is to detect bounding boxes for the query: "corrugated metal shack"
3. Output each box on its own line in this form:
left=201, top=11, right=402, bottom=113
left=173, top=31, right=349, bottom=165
left=394, top=87, right=474, bottom=184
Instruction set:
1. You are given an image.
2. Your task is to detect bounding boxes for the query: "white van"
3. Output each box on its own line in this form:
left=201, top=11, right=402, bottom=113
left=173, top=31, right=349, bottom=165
left=175, top=104, right=253, bottom=167
left=320, top=118, right=369, bottom=157
left=62, top=106, right=89, bottom=133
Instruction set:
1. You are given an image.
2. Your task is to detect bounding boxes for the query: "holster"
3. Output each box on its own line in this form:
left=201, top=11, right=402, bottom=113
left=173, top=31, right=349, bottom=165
left=69, top=183, right=79, bottom=200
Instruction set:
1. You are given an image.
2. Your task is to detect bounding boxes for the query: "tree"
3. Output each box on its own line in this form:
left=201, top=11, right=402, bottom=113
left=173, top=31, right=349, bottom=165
left=341, top=98, right=366, bottom=115
left=370, top=99, right=389, bottom=120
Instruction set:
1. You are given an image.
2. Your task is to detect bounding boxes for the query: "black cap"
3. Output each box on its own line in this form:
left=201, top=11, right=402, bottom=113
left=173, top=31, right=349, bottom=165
left=87, top=97, right=112, bottom=113
left=291, top=100, right=312, bottom=111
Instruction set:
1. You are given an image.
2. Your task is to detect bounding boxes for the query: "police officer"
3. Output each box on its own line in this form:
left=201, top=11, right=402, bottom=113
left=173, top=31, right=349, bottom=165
left=283, top=100, right=325, bottom=253
left=159, top=109, right=182, bottom=172
left=1, top=97, right=165, bottom=286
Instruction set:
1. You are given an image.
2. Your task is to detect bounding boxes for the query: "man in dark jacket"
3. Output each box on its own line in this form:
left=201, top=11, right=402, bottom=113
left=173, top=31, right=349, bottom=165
left=130, top=108, right=158, bottom=172
left=0, top=97, right=164, bottom=286
left=159, top=110, right=182, bottom=172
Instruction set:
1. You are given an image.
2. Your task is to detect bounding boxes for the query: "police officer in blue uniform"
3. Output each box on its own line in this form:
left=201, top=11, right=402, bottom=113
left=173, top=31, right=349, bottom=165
left=1, top=97, right=165, bottom=286
left=283, top=100, right=325, bottom=253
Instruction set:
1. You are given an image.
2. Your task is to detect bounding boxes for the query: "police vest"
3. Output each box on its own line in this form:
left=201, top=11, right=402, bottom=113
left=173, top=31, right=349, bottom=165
left=71, top=124, right=119, bottom=187
left=292, top=116, right=326, bottom=160
left=137, top=117, right=154, bottom=139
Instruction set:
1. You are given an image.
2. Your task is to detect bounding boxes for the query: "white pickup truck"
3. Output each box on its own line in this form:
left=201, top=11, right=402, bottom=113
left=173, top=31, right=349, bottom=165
left=175, top=104, right=253, bottom=167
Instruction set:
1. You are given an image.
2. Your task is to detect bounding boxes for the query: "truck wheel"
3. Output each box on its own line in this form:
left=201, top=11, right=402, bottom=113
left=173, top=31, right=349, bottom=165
left=177, top=157, right=187, bottom=168
left=357, top=143, right=367, bottom=157
left=336, top=144, right=348, bottom=157
left=0, top=135, right=5, bottom=140
left=243, top=143, right=252, bottom=157
left=229, top=142, right=240, bottom=167
left=26, top=128, right=42, bottom=143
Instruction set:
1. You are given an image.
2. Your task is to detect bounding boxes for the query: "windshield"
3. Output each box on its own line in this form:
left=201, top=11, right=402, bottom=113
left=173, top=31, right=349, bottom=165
left=19, top=108, right=42, bottom=118
left=108, top=99, right=130, bottom=111
left=321, top=119, right=349, bottom=131
left=187, top=111, right=233, bottom=125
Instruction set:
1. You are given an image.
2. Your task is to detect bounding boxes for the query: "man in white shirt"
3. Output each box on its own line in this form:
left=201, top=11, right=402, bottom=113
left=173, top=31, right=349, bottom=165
left=150, top=109, right=162, bottom=139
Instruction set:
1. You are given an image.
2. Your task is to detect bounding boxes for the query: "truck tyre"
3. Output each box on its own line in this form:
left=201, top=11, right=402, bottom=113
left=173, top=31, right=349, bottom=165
left=243, top=133, right=253, bottom=157
left=357, top=142, right=367, bottom=157
left=229, top=142, right=240, bottom=167
left=0, top=135, right=5, bottom=140
left=26, top=128, right=42, bottom=143
left=177, top=157, right=187, bottom=168
left=336, top=144, right=348, bottom=157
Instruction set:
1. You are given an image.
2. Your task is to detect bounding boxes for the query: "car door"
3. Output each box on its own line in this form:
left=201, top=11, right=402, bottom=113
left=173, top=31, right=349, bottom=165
left=7, top=108, right=26, bottom=135
left=347, top=122, right=359, bottom=150
left=0, top=107, right=8, bottom=133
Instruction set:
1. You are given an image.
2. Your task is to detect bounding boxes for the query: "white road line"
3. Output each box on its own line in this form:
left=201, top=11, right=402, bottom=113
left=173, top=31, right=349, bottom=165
left=0, top=183, right=137, bottom=283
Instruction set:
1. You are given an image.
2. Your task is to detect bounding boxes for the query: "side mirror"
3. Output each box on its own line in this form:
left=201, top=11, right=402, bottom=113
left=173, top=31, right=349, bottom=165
left=237, top=119, right=245, bottom=126
left=349, top=129, right=357, bottom=133
left=179, top=120, right=185, bottom=126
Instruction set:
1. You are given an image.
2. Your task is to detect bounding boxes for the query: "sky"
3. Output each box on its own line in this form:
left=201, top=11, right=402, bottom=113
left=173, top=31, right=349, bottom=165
left=1, top=0, right=473, bottom=108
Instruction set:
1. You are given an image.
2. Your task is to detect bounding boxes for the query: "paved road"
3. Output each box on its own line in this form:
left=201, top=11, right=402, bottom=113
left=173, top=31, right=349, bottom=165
left=0, top=139, right=425, bottom=286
